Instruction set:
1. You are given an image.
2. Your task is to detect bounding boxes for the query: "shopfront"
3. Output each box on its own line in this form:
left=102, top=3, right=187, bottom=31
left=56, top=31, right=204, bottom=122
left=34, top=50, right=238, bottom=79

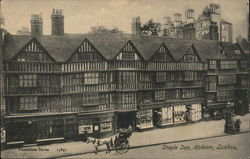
left=136, top=109, right=153, bottom=130
left=157, top=107, right=174, bottom=127
left=77, top=111, right=114, bottom=138
left=4, top=114, right=75, bottom=144
left=173, top=105, right=187, bottom=124
left=190, top=104, right=202, bottom=122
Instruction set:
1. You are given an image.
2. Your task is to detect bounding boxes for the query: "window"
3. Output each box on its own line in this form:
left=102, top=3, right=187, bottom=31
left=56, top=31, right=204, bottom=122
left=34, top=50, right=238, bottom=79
left=207, top=93, right=216, bottom=103
left=83, top=72, right=107, bottom=84
left=116, top=42, right=140, bottom=60
left=155, top=90, right=165, bottom=100
left=206, top=76, right=217, bottom=91
left=182, top=89, right=195, bottom=98
left=156, top=72, right=166, bottom=82
left=83, top=93, right=108, bottom=105
left=19, top=74, right=37, bottom=87
left=209, top=60, right=217, bottom=69
left=220, top=61, right=237, bottom=69
left=218, top=75, right=236, bottom=84
left=184, top=71, right=194, bottom=81
left=118, top=72, right=137, bottom=83
left=20, top=97, right=38, bottom=110
left=234, top=50, right=241, bottom=54
left=115, top=92, right=136, bottom=104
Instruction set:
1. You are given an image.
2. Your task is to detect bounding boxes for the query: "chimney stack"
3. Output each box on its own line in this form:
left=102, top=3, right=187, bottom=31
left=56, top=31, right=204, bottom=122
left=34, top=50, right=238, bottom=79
left=31, top=13, right=43, bottom=36
left=51, top=9, right=64, bottom=36
left=131, top=16, right=141, bottom=36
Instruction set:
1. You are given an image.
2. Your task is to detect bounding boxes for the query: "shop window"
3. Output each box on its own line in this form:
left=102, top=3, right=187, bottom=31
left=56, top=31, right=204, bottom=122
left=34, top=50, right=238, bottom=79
left=20, top=97, right=38, bottom=110
left=19, top=74, right=37, bottom=87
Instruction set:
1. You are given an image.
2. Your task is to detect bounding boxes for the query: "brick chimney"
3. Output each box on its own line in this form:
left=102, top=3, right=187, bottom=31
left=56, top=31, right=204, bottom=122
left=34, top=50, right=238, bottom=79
left=131, top=16, right=141, bottom=36
left=51, top=9, right=64, bottom=36
left=31, top=13, right=43, bottom=36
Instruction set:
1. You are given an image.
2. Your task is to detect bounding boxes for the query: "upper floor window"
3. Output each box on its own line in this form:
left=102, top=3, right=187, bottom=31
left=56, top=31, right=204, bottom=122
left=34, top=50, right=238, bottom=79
left=209, top=60, right=217, bottom=69
left=155, top=90, right=165, bottom=100
left=19, top=74, right=37, bottom=87
left=116, top=42, right=141, bottom=60
left=234, top=50, right=241, bottom=54
left=15, top=40, right=53, bottom=62
left=70, top=40, right=104, bottom=61
left=83, top=72, right=107, bottom=84
left=20, top=97, right=38, bottom=110
left=182, top=46, right=200, bottom=62
left=151, top=44, right=174, bottom=62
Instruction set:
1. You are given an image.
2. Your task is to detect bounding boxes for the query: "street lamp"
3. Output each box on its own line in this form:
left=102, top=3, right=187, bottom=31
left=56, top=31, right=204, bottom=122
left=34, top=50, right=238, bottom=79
left=223, top=101, right=234, bottom=134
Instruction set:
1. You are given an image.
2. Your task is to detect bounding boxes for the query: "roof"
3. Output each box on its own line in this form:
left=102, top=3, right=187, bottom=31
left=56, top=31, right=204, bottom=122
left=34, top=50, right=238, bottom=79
left=238, top=41, right=250, bottom=54
left=220, top=19, right=232, bottom=25
left=2, top=32, right=240, bottom=62
left=221, top=42, right=246, bottom=60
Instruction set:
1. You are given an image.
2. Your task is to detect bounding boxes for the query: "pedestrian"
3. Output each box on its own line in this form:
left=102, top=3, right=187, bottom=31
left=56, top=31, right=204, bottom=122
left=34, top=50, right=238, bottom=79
left=234, top=119, right=241, bottom=132
left=82, top=131, right=88, bottom=142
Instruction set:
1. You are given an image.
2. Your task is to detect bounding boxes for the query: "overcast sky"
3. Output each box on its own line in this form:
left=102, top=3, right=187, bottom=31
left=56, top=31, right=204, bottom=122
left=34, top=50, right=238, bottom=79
left=1, top=0, right=249, bottom=41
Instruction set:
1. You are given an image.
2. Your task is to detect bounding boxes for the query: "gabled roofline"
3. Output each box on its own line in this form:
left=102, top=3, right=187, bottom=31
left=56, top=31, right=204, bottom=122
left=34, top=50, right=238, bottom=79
left=67, top=38, right=107, bottom=62
left=112, top=40, right=145, bottom=61
left=149, top=42, right=176, bottom=62
left=11, top=37, right=56, bottom=62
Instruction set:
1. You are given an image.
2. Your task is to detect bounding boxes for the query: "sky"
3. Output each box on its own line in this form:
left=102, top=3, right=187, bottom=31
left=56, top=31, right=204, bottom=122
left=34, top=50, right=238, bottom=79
left=1, top=0, right=249, bottom=41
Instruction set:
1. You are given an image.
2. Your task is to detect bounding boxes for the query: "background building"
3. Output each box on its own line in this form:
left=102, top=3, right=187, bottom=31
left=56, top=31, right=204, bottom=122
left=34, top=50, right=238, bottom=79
left=163, top=3, right=233, bottom=42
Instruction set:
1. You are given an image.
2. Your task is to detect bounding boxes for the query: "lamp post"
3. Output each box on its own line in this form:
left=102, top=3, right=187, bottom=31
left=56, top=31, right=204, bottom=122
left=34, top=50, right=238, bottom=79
left=223, top=101, right=234, bottom=134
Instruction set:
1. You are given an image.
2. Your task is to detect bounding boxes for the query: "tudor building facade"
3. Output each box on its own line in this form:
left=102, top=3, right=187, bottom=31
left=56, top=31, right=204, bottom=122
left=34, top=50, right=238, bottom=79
left=0, top=9, right=249, bottom=146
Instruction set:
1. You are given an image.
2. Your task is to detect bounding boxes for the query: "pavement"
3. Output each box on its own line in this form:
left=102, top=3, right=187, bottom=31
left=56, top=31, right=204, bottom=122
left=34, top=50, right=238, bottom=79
left=1, top=114, right=250, bottom=159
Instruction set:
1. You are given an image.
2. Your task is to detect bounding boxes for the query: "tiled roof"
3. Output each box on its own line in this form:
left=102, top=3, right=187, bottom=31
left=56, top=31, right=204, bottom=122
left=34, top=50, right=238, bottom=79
left=221, top=42, right=246, bottom=59
left=3, top=32, right=242, bottom=62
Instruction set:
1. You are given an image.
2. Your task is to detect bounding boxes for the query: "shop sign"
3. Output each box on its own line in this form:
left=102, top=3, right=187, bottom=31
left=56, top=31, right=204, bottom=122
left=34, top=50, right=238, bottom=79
left=79, top=125, right=93, bottom=134
left=100, top=122, right=112, bottom=132
left=1, top=127, right=6, bottom=143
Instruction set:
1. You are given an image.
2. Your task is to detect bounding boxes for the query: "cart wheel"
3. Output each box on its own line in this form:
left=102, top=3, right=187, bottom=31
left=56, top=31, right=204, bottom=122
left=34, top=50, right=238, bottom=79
left=115, top=140, right=129, bottom=154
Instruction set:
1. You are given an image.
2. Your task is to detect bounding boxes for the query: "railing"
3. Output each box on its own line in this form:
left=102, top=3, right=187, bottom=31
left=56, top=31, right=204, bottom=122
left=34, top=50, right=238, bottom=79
left=111, top=103, right=137, bottom=111
left=62, top=84, right=109, bottom=93
left=62, top=61, right=108, bottom=72
left=110, top=61, right=145, bottom=70
left=4, top=62, right=61, bottom=72
left=147, top=62, right=206, bottom=71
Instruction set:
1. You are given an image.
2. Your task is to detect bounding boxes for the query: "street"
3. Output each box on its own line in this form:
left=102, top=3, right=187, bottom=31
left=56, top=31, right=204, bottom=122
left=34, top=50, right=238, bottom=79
left=62, top=132, right=250, bottom=159
left=1, top=114, right=250, bottom=159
